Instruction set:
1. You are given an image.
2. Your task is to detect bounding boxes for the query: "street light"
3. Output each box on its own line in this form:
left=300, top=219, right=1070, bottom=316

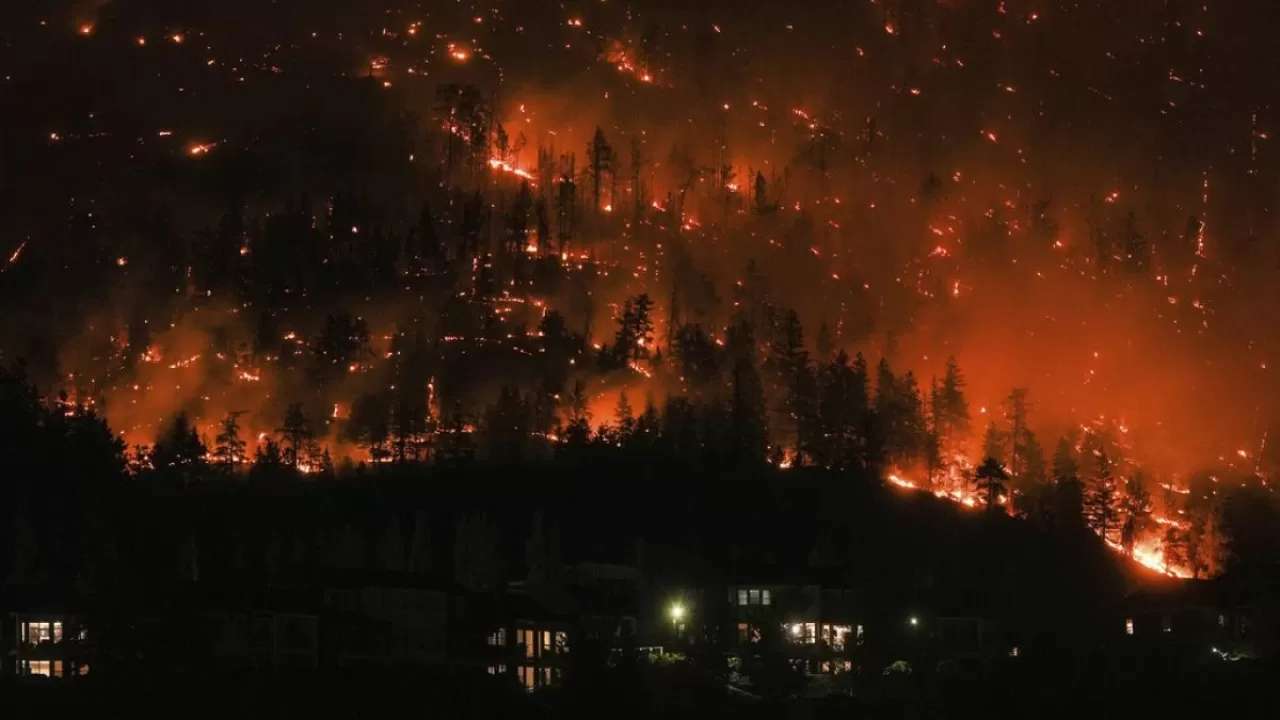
left=669, top=602, right=686, bottom=640
left=909, top=616, right=919, bottom=627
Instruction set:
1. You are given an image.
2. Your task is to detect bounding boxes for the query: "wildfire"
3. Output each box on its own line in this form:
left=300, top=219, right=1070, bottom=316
left=188, top=142, right=216, bottom=157
left=3, top=240, right=27, bottom=271
left=487, top=158, right=535, bottom=182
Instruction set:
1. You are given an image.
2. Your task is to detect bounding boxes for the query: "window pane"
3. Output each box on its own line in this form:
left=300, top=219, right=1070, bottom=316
left=738, top=589, right=748, bottom=606
left=762, top=590, right=771, bottom=606
left=749, top=589, right=760, bottom=605
left=53, top=622, right=63, bottom=642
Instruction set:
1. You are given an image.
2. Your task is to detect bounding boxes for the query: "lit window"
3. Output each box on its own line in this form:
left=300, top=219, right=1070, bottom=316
left=762, top=589, right=771, bottom=606
left=23, top=660, right=55, bottom=677
left=487, top=664, right=507, bottom=675
left=22, top=622, right=59, bottom=645
left=1125, top=618, right=1134, bottom=635
left=1010, top=646, right=1020, bottom=658
left=517, top=665, right=536, bottom=690
left=823, top=624, right=852, bottom=651
left=542, top=667, right=552, bottom=686
left=856, top=625, right=865, bottom=645
left=1218, top=614, right=1226, bottom=628
left=749, top=589, right=761, bottom=605
left=738, top=589, right=748, bottom=606
left=517, top=629, right=536, bottom=658
left=488, top=628, right=506, bottom=646
left=554, top=631, right=568, bottom=654
left=542, top=631, right=552, bottom=654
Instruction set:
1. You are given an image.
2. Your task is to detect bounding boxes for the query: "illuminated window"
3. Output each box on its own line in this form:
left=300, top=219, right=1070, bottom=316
left=516, top=629, right=536, bottom=658
left=487, top=664, right=507, bottom=675
left=762, top=589, right=772, bottom=606
left=541, top=630, right=552, bottom=654
left=554, top=631, right=568, bottom=654
left=487, top=628, right=507, bottom=646
left=1218, top=614, right=1226, bottom=628
left=1125, top=618, right=1134, bottom=635
left=749, top=589, right=761, bottom=605
left=542, top=667, right=552, bottom=686
left=856, top=624, right=865, bottom=645
left=21, top=621, right=62, bottom=645
left=822, top=624, right=853, bottom=651
left=517, top=665, right=536, bottom=690
left=737, top=623, right=750, bottom=643
left=738, top=589, right=748, bottom=606
left=22, top=660, right=61, bottom=677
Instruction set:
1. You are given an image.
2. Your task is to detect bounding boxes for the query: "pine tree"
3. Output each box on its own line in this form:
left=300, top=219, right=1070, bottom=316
left=981, top=421, right=1007, bottom=465
left=973, top=457, right=1010, bottom=512
left=1003, top=388, right=1031, bottom=485
left=730, top=358, right=768, bottom=465
left=483, top=385, right=530, bottom=461
left=614, top=392, right=636, bottom=442
left=1051, top=438, right=1085, bottom=534
left=815, top=322, right=834, bottom=360
left=213, top=411, right=248, bottom=471
left=1162, top=527, right=1190, bottom=575
left=1189, top=501, right=1230, bottom=578
left=563, top=378, right=593, bottom=448
left=936, top=357, right=971, bottom=458
left=588, top=127, right=614, bottom=214
left=1084, top=451, right=1121, bottom=544
left=1120, top=473, right=1154, bottom=557
left=612, top=294, right=656, bottom=365
left=347, top=392, right=391, bottom=463
left=151, top=412, right=208, bottom=479
left=278, top=403, right=313, bottom=469
left=816, top=351, right=869, bottom=470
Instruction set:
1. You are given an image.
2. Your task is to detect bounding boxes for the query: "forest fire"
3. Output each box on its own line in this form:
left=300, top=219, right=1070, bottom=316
left=2, top=0, right=1273, bottom=606
left=487, top=158, right=534, bottom=181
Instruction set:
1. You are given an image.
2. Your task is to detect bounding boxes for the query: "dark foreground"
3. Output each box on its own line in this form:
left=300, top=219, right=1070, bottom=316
left=6, top=661, right=1277, bottom=720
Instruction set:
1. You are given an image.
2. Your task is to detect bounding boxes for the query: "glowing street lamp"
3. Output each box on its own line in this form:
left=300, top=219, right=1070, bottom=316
left=909, top=616, right=919, bottom=628
left=669, top=602, right=686, bottom=635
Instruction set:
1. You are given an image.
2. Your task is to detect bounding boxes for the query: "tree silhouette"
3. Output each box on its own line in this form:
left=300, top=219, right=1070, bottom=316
left=212, top=411, right=248, bottom=472
left=151, top=412, right=208, bottom=480
left=973, top=456, right=1010, bottom=512
left=278, top=403, right=314, bottom=469
left=1120, top=473, right=1154, bottom=557
left=1084, top=451, right=1121, bottom=544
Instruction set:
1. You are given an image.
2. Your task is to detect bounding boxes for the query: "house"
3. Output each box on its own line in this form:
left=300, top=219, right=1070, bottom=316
left=1120, top=570, right=1280, bottom=661
left=9, top=612, right=89, bottom=679
left=482, top=590, right=572, bottom=691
